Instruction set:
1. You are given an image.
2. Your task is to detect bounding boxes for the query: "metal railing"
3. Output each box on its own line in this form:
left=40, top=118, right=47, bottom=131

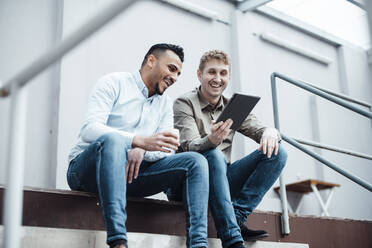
left=271, top=72, right=372, bottom=235
left=0, top=1, right=138, bottom=248
left=291, top=137, right=372, bottom=161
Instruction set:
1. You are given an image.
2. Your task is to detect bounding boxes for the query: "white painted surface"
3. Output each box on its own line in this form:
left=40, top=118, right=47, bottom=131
left=0, top=0, right=61, bottom=188
left=0, top=0, right=371, bottom=222
left=0, top=226, right=309, bottom=248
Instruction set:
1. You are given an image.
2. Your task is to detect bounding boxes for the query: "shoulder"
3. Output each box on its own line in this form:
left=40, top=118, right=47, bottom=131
left=174, top=89, right=198, bottom=114
left=98, top=72, right=130, bottom=82
left=95, top=72, right=131, bottom=89
left=175, top=88, right=198, bottom=104
left=90, top=72, right=133, bottom=101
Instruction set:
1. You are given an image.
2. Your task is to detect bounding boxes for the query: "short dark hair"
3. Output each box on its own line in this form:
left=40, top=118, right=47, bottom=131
left=141, top=43, right=184, bottom=67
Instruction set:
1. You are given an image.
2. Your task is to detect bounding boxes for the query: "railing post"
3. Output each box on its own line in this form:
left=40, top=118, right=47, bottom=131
left=271, top=73, right=290, bottom=235
left=3, top=83, right=28, bottom=248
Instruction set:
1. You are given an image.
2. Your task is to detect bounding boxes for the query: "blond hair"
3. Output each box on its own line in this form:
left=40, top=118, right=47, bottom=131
left=198, top=50, right=231, bottom=72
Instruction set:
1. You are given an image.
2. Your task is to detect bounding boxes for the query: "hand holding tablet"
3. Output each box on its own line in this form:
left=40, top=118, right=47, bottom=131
left=208, top=118, right=234, bottom=146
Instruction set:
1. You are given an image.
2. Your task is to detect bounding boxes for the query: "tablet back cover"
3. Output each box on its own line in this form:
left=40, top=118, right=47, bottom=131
left=217, top=94, right=260, bottom=130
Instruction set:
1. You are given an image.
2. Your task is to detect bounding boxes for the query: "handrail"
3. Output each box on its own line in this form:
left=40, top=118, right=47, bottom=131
left=273, top=72, right=372, bottom=119
left=282, top=135, right=372, bottom=191
left=291, top=137, right=372, bottom=161
left=1, top=1, right=137, bottom=248
left=270, top=72, right=372, bottom=235
left=303, top=81, right=371, bottom=109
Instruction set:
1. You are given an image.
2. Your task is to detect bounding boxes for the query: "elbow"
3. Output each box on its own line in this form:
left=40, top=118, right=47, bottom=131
left=80, top=123, right=95, bottom=143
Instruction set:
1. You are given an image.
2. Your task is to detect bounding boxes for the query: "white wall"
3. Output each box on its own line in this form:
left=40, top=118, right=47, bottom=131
left=317, top=45, right=372, bottom=220
left=0, top=0, right=61, bottom=188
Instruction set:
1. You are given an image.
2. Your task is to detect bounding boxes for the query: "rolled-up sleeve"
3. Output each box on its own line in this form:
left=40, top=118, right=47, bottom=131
left=174, top=97, right=216, bottom=152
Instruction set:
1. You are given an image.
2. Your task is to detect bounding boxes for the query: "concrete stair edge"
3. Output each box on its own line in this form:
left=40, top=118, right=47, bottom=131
left=0, top=226, right=309, bottom=248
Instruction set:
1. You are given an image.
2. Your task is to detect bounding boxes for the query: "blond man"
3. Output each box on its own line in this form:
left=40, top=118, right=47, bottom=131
left=171, top=50, right=287, bottom=248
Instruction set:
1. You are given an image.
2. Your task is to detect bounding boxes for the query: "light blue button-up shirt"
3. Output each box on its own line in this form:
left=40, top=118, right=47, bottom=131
left=69, top=71, right=174, bottom=162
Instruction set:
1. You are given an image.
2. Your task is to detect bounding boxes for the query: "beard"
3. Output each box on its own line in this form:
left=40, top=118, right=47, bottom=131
left=155, top=82, right=164, bottom=95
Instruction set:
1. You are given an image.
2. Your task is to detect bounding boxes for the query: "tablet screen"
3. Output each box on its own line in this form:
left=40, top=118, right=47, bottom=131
left=216, top=93, right=260, bottom=131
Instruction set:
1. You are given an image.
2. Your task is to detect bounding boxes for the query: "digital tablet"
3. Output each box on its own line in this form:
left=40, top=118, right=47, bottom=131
left=216, top=93, right=260, bottom=131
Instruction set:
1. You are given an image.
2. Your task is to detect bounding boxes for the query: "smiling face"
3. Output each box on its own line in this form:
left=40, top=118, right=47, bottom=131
left=198, top=58, right=230, bottom=104
left=147, top=50, right=182, bottom=96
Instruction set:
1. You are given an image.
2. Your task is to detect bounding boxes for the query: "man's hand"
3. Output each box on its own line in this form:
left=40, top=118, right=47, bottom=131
left=126, top=148, right=145, bottom=184
left=258, top=127, right=280, bottom=158
left=132, top=131, right=180, bottom=152
left=208, top=119, right=233, bottom=146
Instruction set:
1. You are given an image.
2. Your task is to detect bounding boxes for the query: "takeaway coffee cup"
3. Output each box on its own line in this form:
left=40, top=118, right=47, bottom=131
left=163, top=128, right=179, bottom=152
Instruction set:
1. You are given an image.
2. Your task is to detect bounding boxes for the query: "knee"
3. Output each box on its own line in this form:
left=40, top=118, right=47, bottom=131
left=181, top=152, right=209, bottom=176
left=96, top=133, right=129, bottom=167
left=204, top=148, right=226, bottom=161
left=274, top=145, right=287, bottom=169
left=203, top=149, right=227, bottom=173
left=98, top=132, right=130, bottom=150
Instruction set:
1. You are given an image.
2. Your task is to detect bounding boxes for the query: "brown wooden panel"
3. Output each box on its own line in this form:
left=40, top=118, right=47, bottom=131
left=274, top=179, right=340, bottom=193
left=0, top=186, right=371, bottom=248
left=0, top=186, right=217, bottom=237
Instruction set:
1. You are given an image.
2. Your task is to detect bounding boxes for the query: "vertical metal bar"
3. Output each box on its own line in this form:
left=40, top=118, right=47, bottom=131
left=49, top=0, right=64, bottom=189
left=3, top=84, right=28, bottom=248
left=229, top=9, right=246, bottom=161
left=271, top=74, right=290, bottom=235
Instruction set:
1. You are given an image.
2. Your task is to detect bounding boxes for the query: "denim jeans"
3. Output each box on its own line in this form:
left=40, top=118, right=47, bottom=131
left=199, top=145, right=287, bottom=247
left=67, top=133, right=209, bottom=248
left=227, top=145, right=287, bottom=222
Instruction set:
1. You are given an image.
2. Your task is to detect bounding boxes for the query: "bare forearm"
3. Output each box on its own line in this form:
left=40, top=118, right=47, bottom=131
left=132, top=135, right=146, bottom=149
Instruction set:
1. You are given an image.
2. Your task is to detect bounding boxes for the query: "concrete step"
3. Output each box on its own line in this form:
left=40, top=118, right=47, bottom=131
left=0, top=226, right=308, bottom=248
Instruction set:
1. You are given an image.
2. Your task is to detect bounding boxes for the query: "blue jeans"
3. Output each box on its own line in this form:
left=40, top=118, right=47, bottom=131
left=199, top=146, right=287, bottom=247
left=67, top=133, right=209, bottom=248
left=226, top=145, right=287, bottom=222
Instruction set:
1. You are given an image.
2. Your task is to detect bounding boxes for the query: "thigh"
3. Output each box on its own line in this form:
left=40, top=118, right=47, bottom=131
left=127, top=152, right=205, bottom=198
left=226, top=149, right=263, bottom=198
left=67, top=141, right=101, bottom=192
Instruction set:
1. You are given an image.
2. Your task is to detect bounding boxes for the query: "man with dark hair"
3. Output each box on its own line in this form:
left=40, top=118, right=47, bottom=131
left=173, top=50, right=287, bottom=248
left=141, top=43, right=184, bottom=68
left=67, top=43, right=209, bottom=248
